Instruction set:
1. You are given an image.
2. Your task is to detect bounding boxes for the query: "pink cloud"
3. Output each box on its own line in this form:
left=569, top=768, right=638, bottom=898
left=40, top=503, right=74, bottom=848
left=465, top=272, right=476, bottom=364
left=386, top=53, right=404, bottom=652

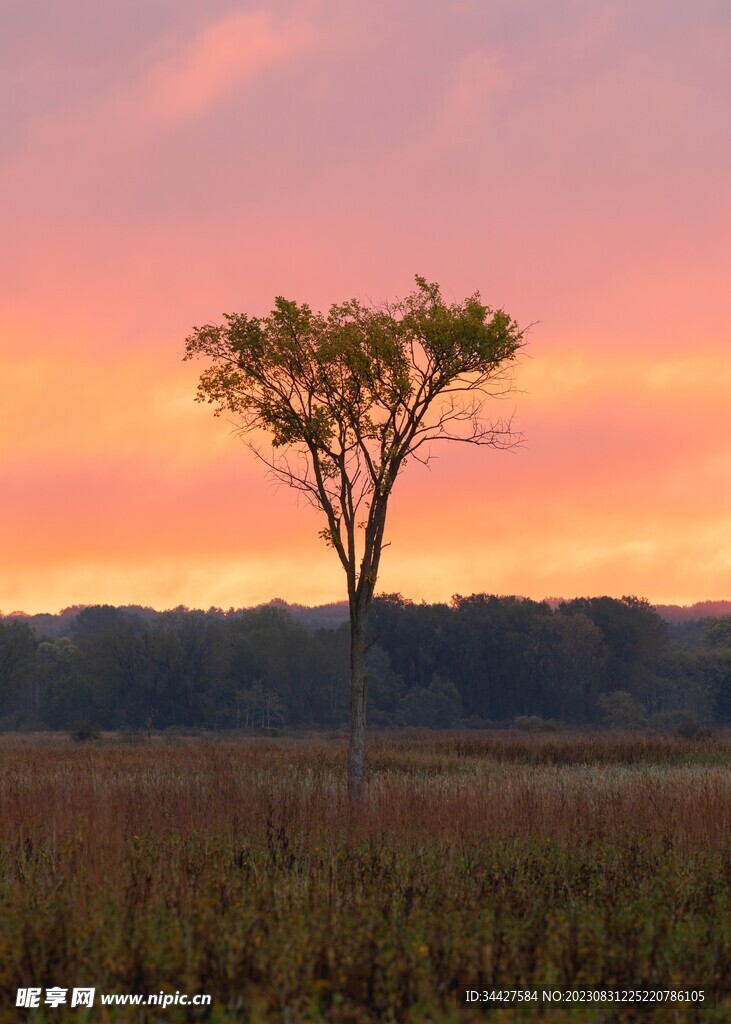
left=134, top=9, right=319, bottom=123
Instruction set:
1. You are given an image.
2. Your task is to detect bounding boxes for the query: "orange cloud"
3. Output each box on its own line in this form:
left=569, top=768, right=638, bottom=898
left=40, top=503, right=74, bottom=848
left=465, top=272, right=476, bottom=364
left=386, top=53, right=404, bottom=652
left=2, top=332, right=730, bottom=613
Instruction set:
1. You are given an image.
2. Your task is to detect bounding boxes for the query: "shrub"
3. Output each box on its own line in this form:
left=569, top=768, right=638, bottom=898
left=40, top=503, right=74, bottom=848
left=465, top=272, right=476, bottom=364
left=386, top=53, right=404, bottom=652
left=647, top=710, right=711, bottom=741
left=597, top=690, right=647, bottom=728
left=397, top=676, right=462, bottom=728
left=513, top=715, right=561, bottom=731
left=69, top=720, right=100, bottom=743
left=676, top=720, right=712, bottom=741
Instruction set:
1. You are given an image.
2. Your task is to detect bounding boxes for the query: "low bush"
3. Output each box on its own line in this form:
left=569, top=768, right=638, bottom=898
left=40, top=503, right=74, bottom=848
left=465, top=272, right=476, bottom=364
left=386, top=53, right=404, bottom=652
left=68, top=719, right=100, bottom=742
left=513, top=714, right=561, bottom=731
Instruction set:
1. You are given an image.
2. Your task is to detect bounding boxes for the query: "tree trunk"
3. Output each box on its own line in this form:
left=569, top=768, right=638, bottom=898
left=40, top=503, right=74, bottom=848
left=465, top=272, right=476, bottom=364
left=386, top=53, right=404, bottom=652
left=347, top=602, right=369, bottom=803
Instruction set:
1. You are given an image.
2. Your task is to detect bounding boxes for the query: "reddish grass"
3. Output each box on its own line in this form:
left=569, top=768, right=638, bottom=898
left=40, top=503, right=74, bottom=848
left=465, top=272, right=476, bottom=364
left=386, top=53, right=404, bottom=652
left=0, top=731, right=729, bottom=1022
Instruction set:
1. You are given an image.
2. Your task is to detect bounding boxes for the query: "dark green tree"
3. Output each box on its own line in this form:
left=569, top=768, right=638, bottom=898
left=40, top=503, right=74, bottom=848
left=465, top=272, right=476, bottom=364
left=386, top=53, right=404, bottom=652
left=185, top=277, right=524, bottom=796
left=0, top=619, right=36, bottom=722
left=560, top=595, right=668, bottom=711
left=701, top=615, right=731, bottom=650
left=398, top=674, right=462, bottom=728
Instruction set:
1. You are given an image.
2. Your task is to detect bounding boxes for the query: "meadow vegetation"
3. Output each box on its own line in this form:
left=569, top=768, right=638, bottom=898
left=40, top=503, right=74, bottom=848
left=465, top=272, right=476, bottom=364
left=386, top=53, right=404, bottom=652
left=0, top=730, right=730, bottom=1022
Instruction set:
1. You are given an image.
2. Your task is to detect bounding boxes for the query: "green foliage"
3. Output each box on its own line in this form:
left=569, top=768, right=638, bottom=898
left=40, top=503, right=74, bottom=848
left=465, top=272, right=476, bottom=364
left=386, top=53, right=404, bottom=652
left=185, top=279, right=524, bottom=618
left=597, top=690, right=647, bottom=729
left=0, top=619, right=36, bottom=721
left=36, top=636, right=87, bottom=727
left=184, top=278, right=523, bottom=458
left=397, top=675, right=462, bottom=728
left=702, top=614, right=731, bottom=649
left=560, top=596, right=668, bottom=700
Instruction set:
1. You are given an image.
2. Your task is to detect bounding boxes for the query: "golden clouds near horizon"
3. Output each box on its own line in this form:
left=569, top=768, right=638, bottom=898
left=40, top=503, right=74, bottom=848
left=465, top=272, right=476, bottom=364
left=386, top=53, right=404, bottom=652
left=1, top=333, right=729, bottom=613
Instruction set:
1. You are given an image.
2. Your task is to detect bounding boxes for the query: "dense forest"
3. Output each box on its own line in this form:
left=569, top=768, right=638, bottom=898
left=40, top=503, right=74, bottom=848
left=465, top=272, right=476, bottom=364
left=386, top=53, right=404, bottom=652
left=1, top=595, right=730, bottom=732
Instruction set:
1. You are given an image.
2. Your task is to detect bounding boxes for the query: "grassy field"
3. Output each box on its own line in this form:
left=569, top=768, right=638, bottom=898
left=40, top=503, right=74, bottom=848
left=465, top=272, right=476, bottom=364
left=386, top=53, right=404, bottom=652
left=1, top=730, right=730, bottom=1022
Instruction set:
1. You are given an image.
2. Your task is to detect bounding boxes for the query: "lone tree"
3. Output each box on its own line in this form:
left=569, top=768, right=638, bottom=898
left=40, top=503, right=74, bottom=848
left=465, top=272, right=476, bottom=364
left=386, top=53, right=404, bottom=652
left=185, top=276, right=524, bottom=796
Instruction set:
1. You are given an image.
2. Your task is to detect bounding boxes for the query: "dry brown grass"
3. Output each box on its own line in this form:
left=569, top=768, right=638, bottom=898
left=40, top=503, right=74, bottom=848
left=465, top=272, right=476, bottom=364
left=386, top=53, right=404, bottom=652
left=0, top=731, right=729, bottom=1022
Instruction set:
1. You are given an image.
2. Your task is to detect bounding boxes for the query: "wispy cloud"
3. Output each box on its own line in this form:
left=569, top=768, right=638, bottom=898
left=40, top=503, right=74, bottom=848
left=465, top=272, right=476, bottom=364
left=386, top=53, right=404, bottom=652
left=131, top=9, right=320, bottom=123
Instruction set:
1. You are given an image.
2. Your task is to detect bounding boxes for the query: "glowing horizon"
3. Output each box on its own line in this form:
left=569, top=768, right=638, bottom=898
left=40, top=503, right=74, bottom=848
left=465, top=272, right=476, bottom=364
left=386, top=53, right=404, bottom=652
left=2, top=1, right=730, bottom=615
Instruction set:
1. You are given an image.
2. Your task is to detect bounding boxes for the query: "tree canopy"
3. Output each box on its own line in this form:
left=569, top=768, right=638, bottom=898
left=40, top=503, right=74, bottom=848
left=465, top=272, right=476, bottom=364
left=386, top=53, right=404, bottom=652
left=184, top=276, right=524, bottom=610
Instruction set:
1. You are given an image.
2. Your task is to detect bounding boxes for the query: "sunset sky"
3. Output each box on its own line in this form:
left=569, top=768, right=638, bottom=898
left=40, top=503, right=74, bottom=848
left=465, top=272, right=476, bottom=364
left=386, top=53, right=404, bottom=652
left=2, top=0, right=730, bottom=614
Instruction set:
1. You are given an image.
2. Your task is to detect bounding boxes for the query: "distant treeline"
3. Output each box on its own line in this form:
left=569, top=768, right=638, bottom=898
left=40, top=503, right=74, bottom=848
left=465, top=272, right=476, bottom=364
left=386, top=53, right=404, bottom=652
left=1, top=595, right=731, bottom=732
